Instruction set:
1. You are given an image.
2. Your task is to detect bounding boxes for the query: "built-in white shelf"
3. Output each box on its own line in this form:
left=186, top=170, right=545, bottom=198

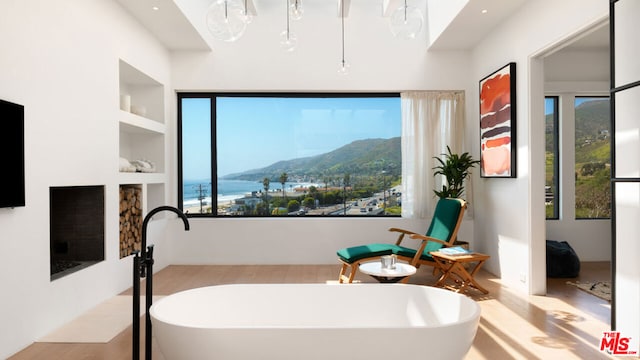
left=120, top=111, right=166, bottom=134
left=118, top=59, right=167, bottom=229
left=118, top=60, right=164, bottom=125
left=118, top=172, right=166, bottom=185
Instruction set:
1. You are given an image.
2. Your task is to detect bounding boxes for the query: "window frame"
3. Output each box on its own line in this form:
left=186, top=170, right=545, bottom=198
left=177, top=92, right=402, bottom=218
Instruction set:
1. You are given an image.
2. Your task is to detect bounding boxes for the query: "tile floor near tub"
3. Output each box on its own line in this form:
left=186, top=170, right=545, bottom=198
left=10, top=262, right=613, bottom=360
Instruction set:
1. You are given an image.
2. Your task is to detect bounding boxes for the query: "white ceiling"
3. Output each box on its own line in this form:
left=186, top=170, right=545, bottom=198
left=113, top=0, right=533, bottom=52
left=114, top=0, right=210, bottom=50
left=427, top=0, right=528, bottom=50
left=562, top=24, right=610, bottom=52
left=114, top=0, right=608, bottom=53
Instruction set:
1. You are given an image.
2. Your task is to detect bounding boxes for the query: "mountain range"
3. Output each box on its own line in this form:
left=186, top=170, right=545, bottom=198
left=223, top=137, right=401, bottom=181
left=546, top=98, right=609, bottom=157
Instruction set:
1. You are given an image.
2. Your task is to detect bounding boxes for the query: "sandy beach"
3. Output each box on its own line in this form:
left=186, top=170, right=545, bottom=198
left=184, top=189, right=305, bottom=215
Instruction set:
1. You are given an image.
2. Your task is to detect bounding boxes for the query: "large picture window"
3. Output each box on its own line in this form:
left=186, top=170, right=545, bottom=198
left=178, top=93, right=402, bottom=217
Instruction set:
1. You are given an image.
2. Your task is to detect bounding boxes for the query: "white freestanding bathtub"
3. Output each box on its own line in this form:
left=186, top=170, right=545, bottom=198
left=150, top=283, right=480, bottom=360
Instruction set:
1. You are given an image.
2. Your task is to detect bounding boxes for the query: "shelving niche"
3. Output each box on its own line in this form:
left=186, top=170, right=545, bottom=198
left=118, top=59, right=167, bottom=225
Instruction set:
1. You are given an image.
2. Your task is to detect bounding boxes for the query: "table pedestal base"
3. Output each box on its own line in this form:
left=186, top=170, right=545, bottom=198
left=358, top=262, right=417, bottom=283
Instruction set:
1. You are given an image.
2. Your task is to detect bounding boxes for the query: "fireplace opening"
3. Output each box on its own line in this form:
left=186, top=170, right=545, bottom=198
left=50, top=185, right=105, bottom=281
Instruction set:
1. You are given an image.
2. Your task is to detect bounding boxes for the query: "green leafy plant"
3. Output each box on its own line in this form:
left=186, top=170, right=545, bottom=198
left=433, top=146, right=480, bottom=199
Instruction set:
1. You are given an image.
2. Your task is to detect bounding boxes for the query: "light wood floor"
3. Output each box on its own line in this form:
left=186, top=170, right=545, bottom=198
left=10, top=262, right=613, bottom=359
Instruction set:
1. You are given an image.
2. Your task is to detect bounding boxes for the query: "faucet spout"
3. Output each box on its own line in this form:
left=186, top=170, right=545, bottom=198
left=140, top=205, right=190, bottom=267
left=133, top=205, right=189, bottom=360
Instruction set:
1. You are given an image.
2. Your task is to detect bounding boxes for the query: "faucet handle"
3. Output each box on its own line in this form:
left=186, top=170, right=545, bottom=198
left=146, top=245, right=155, bottom=265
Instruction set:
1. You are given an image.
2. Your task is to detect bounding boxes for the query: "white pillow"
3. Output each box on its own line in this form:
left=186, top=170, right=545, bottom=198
left=131, top=159, right=155, bottom=173
left=119, top=157, right=136, bottom=172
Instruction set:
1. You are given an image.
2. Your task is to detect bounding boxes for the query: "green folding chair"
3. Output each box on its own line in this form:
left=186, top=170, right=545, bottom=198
left=337, top=198, right=467, bottom=283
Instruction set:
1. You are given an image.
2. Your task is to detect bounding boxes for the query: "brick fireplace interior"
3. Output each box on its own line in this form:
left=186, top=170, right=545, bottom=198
left=49, top=185, right=105, bottom=280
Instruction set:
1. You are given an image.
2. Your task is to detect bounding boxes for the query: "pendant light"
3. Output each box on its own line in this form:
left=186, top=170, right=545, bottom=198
left=280, top=0, right=297, bottom=52
left=338, top=0, right=349, bottom=75
left=289, top=0, right=304, bottom=21
left=389, top=0, right=423, bottom=39
left=242, top=0, right=253, bottom=24
left=206, top=0, right=249, bottom=42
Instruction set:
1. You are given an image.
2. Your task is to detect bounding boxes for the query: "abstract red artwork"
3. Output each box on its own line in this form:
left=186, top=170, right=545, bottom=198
left=479, top=62, right=516, bottom=178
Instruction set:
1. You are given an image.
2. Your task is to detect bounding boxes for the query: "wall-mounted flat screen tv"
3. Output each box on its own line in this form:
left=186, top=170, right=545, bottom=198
left=0, top=99, right=25, bottom=208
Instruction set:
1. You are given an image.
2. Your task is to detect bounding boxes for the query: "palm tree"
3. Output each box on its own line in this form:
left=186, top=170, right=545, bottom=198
left=323, top=175, right=331, bottom=193
left=279, top=172, right=288, bottom=205
left=343, top=173, right=351, bottom=215
left=263, top=177, right=270, bottom=215
left=309, top=186, right=318, bottom=208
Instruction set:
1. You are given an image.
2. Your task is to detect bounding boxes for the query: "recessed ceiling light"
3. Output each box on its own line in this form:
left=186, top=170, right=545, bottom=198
left=152, top=6, right=160, bottom=11
left=481, top=9, right=488, bottom=14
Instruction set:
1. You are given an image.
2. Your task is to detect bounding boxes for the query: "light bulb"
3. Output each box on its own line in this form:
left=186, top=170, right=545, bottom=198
left=243, top=11, right=253, bottom=24
left=206, top=0, right=248, bottom=42
left=280, top=30, right=297, bottom=52
left=242, top=0, right=253, bottom=23
left=289, top=0, right=304, bottom=21
left=389, top=4, right=423, bottom=39
left=338, top=59, right=350, bottom=75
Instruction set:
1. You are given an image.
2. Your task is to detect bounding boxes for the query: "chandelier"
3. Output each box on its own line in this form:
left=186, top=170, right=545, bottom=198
left=389, top=0, right=423, bottom=39
left=205, top=0, right=424, bottom=73
left=205, top=0, right=251, bottom=42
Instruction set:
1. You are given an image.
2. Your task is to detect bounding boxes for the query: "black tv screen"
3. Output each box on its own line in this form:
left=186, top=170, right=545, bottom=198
left=0, top=99, right=25, bottom=208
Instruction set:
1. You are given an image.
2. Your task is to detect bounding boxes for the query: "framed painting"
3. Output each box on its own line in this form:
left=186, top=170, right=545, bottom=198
left=479, top=62, right=516, bottom=178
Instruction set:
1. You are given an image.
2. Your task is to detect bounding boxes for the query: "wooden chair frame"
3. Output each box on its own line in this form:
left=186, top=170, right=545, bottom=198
left=338, top=199, right=467, bottom=283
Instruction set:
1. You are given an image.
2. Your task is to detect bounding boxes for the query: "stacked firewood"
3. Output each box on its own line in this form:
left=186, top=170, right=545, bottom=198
left=119, top=186, right=142, bottom=258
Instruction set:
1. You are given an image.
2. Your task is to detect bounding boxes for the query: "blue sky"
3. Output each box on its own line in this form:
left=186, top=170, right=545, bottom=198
left=182, top=96, right=401, bottom=179
left=545, top=97, right=555, bottom=115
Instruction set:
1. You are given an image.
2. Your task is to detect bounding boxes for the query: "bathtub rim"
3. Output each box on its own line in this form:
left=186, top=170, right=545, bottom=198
left=150, top=283, right=481, bottom=330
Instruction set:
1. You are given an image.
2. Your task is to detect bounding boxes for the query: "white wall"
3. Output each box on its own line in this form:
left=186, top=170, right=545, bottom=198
left=0, top=1, right=172, bottom=358
left=469, top=0, right=608, bottom=294
left=171, top=217, right=473, bottom=265
left=170, top=0, right=613, bottom=292
left=0, top=0, right=620, bottom=357
left=0, top=1, right=475, bottom=356
left=168, top=3, right=478, bottom=267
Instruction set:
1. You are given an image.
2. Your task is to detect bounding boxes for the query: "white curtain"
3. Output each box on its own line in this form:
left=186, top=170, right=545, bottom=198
left=401, top=91, right=466, bottom=219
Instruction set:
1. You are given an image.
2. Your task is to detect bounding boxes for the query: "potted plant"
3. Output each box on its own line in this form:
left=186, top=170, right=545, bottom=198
left=433, top=146, right=480, bottom=200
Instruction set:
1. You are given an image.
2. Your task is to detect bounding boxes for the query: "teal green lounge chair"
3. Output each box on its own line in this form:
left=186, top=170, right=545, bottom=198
left=337, top=198, right=467, bottom=283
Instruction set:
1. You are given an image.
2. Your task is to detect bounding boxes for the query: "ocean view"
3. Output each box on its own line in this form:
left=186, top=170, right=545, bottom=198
left=183, top=179, right=319, bottom=207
